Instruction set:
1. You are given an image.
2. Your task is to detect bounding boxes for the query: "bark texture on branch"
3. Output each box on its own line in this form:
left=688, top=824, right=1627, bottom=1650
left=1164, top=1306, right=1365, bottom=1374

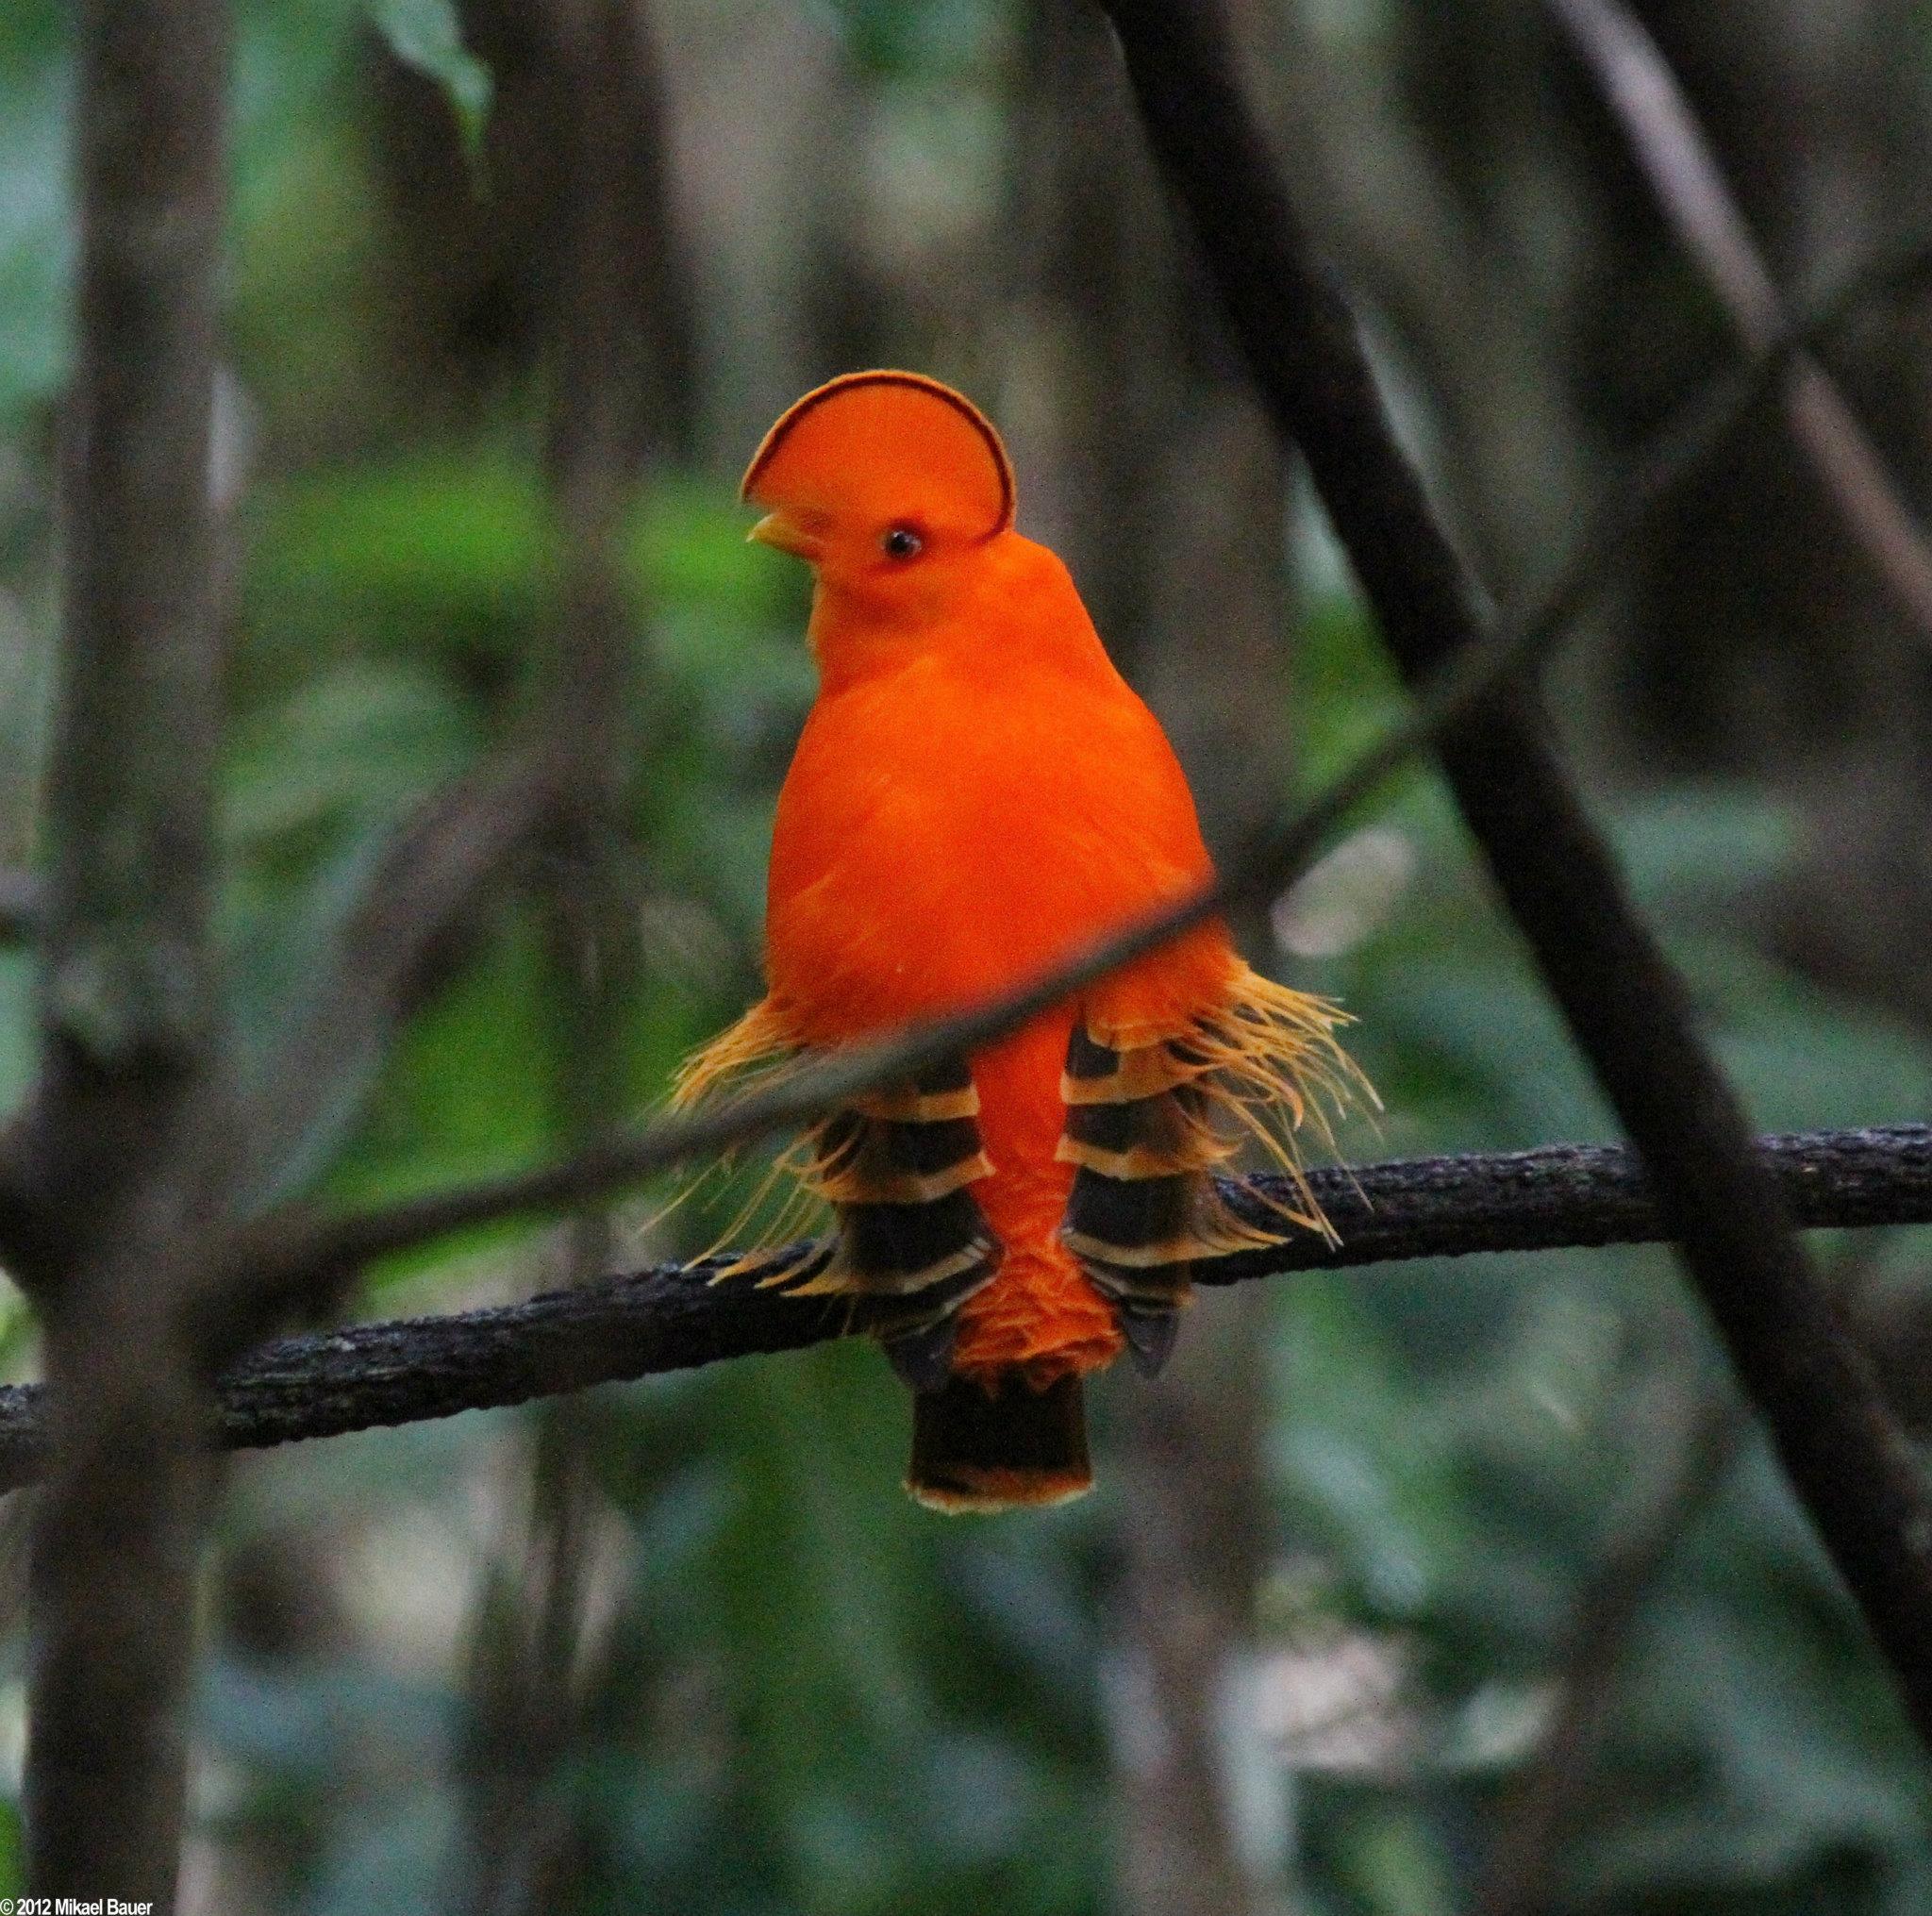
left=0, top=1126, right=1922, bottom=1493
left=1095, top=0, right=1932, bottom=1749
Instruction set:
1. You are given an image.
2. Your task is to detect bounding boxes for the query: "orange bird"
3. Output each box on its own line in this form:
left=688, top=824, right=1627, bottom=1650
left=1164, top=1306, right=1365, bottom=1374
left=677, top=372, right=1361, bottom=1512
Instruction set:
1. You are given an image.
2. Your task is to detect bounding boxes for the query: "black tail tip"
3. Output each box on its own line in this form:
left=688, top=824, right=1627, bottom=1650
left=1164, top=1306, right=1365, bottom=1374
left=906, top=1372, right=1092, bottom=1514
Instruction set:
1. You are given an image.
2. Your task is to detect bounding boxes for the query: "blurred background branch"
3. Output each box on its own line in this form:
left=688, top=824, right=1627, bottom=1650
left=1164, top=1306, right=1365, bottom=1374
left=233, top=736, right=559, bottom=1222
left=0, top=875, right=37, bottom=944
left=1479, top=1230, right=1898, bottom=1915
left=1479, top=1378, right=1746, bottom=1916
left=1546, top=0, right=1932, bottom=648
left=455, top=1, right=676, bottom=1904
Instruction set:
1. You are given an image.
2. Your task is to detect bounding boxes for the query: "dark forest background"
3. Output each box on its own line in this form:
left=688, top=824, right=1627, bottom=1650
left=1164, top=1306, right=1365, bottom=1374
left=4, top=0, right=1932, bottom=1910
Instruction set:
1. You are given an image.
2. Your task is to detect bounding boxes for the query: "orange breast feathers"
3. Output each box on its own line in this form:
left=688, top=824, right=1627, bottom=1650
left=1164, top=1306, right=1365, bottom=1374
left=764, top=530, right=1236, bottom=1044
left=675, top=371, right=1363, bottom=1512
left=762, top=529, right=1243, bottom=1380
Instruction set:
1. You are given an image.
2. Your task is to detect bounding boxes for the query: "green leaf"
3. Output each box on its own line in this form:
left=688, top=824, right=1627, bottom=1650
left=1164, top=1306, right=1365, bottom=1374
left=361, top=0, right=491, bottom=158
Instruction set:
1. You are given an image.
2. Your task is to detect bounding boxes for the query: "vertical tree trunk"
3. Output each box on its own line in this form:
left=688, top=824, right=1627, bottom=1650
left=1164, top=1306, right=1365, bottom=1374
left=24, top=0, right=231, bottom=1903
left=450, top=1, right=674, bottom=1904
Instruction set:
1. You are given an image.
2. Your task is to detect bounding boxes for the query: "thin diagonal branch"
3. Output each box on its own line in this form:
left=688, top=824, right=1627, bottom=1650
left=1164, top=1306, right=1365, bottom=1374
left=200, top=238, right=1932, bottom=1332
left=1094, top=0, right=1932, bottom=1747
left=236, top=738, right=558, bottom=1214
left=1547, top=0, right=1932, bottom=646
left=6, top=1127, right=1929, bottom=1495
left=1479, top=1382, right=1745, bottom=1916
left=1483, top=1229, right=1903, bottom=1908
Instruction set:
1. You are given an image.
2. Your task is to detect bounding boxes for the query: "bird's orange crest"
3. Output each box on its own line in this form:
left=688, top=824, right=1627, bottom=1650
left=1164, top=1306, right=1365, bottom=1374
left=741, top=371, right=1016, bottom=544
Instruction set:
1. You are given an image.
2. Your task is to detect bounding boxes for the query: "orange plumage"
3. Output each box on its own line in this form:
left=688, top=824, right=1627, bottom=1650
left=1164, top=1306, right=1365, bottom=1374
left=678, top=372, right=1362, bottom=1511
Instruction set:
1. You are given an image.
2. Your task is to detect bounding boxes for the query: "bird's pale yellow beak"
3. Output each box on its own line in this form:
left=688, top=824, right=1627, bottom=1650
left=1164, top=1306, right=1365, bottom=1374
left=747, top=510, right=825, bottom=561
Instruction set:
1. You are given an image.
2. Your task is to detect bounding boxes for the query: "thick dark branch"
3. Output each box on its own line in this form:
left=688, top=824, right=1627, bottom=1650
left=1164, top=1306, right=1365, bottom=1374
left=6, top=1127, right=1926, bottom=1494
left=1096, top=0, right=1932, bottom=1748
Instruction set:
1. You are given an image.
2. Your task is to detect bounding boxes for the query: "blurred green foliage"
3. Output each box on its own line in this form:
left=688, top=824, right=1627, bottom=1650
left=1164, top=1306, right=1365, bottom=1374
left=363, top=0, right=491, bottom=156
left=2, top=1, right=1930, bottom=1912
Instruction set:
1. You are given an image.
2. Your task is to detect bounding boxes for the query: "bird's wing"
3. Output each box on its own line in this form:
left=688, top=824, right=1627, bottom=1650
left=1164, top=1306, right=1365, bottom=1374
left=672, top=1010, right=998, bottom=1391
left=1058, top=964, right=1371, bottom=1375
left=783, top=1054, right=1000, bottom=1390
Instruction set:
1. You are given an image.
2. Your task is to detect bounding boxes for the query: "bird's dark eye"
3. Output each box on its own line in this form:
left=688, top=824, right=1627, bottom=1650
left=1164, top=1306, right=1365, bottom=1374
left=881, top=525, right=924, bottom=560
